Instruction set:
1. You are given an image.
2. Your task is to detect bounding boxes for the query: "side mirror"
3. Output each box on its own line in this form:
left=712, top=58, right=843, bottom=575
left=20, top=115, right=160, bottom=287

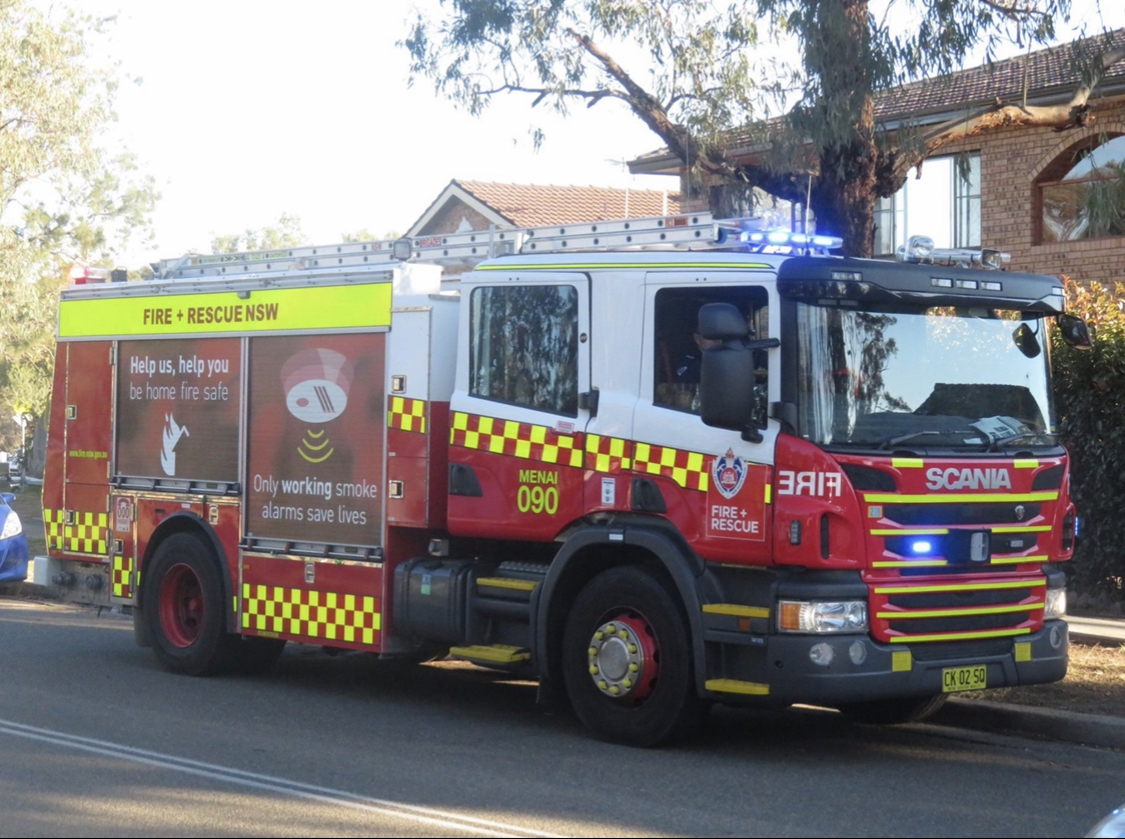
left=1012, top=323, right=1041, bottom=359
left=1056, top=314, right=1092, bottom=350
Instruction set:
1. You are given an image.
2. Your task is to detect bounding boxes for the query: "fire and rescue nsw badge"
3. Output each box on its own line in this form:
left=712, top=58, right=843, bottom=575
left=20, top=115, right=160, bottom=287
left=706, top=448, right=767, bottom=541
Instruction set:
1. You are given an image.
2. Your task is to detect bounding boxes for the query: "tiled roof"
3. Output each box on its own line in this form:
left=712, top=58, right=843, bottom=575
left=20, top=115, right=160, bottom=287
left=632, top=28, right=1125, bottom=168
left=456, top=180, right=681, bottom=227
left=874, top=27, right=1125, bottom=121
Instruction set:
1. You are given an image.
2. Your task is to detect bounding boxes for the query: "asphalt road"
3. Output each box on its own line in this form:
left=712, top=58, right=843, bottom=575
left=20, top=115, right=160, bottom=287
left=2, top=597, right=1124, bottom=838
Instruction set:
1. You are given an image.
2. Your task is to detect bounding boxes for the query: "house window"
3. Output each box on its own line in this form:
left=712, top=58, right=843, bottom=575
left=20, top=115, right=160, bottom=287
left=874, top=153, right=982, bottom=255
left=1039, top=135, right=1125, bottom=242
left=953, top=154, right=981, bottom=247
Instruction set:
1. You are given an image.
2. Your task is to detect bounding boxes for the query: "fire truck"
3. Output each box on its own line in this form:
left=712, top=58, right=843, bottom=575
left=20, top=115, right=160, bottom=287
left=39, top=213, right=1087, bottom=746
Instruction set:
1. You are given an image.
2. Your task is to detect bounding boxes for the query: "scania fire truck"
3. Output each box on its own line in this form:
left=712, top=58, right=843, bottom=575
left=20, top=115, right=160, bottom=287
left=39, top=214, right=1087, bottom=745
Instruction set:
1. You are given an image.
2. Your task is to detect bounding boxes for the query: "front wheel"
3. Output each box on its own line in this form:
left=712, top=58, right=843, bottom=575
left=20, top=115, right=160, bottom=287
left=143, top=532, right=236, bottom=676
left=562, top=566, right=706, bottom=747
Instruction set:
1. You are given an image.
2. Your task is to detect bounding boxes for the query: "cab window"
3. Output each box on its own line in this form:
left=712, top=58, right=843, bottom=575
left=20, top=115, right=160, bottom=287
left=469, top=285, right=579, bottom=416
left=654, top=286, right=769, bottom=413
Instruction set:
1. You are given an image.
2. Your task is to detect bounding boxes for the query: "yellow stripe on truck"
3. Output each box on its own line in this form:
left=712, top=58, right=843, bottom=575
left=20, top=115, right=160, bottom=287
left=58, top=282, right=393, bottom=339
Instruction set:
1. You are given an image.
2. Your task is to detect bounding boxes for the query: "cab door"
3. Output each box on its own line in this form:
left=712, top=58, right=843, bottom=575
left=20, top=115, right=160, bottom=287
left=448, top=273, right=590, bottom=541
left=632, top=273, right=780, bottom=564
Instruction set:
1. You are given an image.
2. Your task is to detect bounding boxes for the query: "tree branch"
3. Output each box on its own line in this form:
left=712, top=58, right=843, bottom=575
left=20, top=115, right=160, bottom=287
left=565, top=27, right=736, bottom=178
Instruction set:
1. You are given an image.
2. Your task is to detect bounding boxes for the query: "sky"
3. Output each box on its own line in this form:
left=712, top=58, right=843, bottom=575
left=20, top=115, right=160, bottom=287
left=89, top=0, right=675, bottom=267
left=76, top=0, right=1125, bottom=268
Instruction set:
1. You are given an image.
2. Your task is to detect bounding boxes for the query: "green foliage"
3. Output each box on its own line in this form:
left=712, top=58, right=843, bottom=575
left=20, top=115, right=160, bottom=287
left=1051, top=279, right=1125, bottom=596
left=340, top=228, right=402, bottom=242
left=0, top=0, right=157, bottom=451
left=404, top=0, right=762, bottom=154
left=210, top=213, right=306, bottom=254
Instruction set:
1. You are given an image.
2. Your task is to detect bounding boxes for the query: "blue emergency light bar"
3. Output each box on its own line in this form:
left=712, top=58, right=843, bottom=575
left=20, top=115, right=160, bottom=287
left=738, top=229, right=844, bottom=253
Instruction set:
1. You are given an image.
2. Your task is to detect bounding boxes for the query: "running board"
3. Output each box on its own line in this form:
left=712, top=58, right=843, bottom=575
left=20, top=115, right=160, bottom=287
left=448, top=644, right=531, bottom=665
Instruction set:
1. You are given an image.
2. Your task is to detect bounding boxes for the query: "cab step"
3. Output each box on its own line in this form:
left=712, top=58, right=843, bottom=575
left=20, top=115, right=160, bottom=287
left=448, top=644, right=531, bottom=665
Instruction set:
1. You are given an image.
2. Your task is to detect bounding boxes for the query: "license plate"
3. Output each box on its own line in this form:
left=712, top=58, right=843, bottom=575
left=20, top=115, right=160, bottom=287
left=942, top=664, right=988, bottom=693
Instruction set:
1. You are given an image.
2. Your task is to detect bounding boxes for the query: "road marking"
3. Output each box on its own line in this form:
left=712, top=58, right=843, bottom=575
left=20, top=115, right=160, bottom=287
left=0, top=718, right=564, bottom=838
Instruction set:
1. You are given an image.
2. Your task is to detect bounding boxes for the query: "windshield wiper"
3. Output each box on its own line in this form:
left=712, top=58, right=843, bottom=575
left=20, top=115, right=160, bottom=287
left=874, top=427, right=993, bottom=451
left=984, top=431, right=1054, bottom=452
left=876, top=430, right=946, bottom=450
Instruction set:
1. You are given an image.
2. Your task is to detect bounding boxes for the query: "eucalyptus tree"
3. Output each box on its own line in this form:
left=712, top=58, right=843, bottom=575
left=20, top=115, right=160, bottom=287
left=404, top=0, right=1120, bottom=255
left=0, top=0, right=157, bottom=447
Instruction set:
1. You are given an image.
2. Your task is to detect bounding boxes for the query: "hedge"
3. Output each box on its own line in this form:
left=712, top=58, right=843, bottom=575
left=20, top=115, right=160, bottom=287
left=1052, top=278, right=1125, bottom=597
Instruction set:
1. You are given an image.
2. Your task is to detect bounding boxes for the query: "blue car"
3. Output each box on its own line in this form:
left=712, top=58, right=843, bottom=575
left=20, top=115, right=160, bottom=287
left=0, top=492, right=29, bottom=583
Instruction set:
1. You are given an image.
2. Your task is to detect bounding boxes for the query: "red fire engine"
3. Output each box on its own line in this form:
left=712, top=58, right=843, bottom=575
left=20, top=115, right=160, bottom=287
left=39, top=214, right=1087, bottom=745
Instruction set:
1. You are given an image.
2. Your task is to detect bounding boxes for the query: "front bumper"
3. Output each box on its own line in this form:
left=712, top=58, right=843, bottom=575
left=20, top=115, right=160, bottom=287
left=0, top=534, right=30, bottom=583
left=727, top=620, right=1068, bottom=706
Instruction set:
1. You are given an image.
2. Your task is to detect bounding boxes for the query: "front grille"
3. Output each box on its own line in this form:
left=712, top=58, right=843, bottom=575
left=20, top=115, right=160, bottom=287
left=871, top=579, right=1044, bottom=644
left=882, top=503, right=1041, bottom=526
left=888, top=611, right=1032, bottom=634
left=885, top=587, right=1035, bottom=609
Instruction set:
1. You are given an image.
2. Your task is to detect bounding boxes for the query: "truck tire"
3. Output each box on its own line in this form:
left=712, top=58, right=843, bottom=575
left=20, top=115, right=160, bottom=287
left=562, top=565, right=706, bottom=747
left=839, top=693, right=948, bottom=725
left=143, top=532, right=236, bottom=676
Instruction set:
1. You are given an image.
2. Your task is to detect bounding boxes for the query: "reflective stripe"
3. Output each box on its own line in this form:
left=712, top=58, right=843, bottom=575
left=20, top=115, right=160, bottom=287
left=888, top=627, right=1032, bottom=643
left=241, top=584, right=381, bottom=644
left=111, top=554, right=133, bottom=598
left=585, top=434, right=633, bottom=473
left=387, top=396, right=427, bottom=434
left=863, top=491, right=1059, bottom=504
left=450, top=411, right=714, bottom=490
left=44, top=509, right=107, bottom=555
left=450, top=412, right=584, bottom=468
left=633, top=442, right=709, bottom=492
left=877, top=603, right=1043, bottom=619
left=874, top=579, right=1045, bottom=595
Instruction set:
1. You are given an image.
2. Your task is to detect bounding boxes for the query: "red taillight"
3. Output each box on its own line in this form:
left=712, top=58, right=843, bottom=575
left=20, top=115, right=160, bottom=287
left=68, top=265, right=111, bottom=285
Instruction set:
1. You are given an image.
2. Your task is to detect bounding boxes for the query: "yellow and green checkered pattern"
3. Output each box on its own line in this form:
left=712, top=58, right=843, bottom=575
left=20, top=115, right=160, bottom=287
left=111, top=553, right=133, bottom=598
left=585, top=434, right=632, bottom=473
left=633, top=442, right=710, bottom=492
left=451, top=412, right=584, bottom=467
left=241, top=583, right=381, bottom=645
left=450, top=411, right=714, bottom=491
left=44, top=509, right=108, bottom=555
left=388, top=396, right=426, bottom=434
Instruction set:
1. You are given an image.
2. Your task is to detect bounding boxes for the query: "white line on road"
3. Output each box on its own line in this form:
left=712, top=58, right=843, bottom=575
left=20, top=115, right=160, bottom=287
left=0, top=718, right=565, bottom=838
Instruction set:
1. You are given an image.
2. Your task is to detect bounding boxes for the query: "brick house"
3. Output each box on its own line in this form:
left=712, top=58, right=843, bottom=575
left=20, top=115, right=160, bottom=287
left=630, top=29, right=1125, bottom=287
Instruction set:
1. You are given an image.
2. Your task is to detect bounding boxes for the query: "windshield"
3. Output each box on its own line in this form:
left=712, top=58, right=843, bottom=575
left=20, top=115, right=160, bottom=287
left=796, top=303, right=1056, bottom=451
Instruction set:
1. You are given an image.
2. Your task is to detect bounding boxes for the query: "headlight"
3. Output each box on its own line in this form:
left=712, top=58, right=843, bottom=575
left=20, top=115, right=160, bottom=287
left=778, top=600, right=868, bottom=633
left=1, top=510, right=22, bottom=540
left=1044, top=587, right=1067, bottom=620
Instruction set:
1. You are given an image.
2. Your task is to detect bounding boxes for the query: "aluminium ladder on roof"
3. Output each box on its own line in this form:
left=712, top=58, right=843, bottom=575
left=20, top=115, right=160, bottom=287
left=153, top=212, right=743, bottom=280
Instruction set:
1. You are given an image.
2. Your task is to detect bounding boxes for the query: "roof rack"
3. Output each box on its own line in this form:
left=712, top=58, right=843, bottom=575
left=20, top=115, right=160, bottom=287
left=153, top=213, right=749, bottom=280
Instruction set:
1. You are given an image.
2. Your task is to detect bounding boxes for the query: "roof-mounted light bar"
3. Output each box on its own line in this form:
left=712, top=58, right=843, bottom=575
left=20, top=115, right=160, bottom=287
left=896, top=234, right=1010, bottom=270
left=738, top=229, right=844, bottom=253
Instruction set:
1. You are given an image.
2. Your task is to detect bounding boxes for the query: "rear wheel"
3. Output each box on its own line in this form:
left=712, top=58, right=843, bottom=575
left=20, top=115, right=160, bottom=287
left=839, top=694, right=948, bottom=725
left=562, top=566, right=706, bottom=747
left=143, top=532, right=235, bottom=676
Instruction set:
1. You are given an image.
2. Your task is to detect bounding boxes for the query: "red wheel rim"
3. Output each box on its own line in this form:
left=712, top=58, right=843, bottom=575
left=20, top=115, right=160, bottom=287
left=159, top=562, right=204, bottom=648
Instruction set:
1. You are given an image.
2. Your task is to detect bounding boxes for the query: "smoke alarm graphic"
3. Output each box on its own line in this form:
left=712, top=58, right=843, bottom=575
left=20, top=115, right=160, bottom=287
left=281, top=349, right=354, bottom=464
left=282, top=349, right=354, bottom=423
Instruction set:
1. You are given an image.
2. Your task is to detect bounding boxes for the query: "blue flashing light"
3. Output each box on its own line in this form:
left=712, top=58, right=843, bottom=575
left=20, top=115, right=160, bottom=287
left=910, top=540, right=933, bottom=554
left=737, top=229, right=844, bottom=251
